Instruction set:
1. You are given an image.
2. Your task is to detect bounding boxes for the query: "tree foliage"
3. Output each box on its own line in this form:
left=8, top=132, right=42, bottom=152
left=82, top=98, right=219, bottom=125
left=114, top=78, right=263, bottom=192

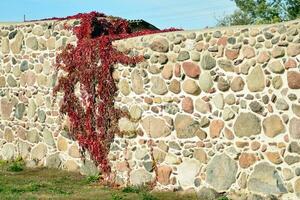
left=217, top=0, right=300, bottom=26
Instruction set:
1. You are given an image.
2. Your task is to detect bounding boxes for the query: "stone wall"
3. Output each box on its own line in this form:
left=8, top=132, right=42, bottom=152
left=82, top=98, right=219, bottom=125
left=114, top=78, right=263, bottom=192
left=1, top=18, right=300, bottom=199
left=110, top=20, right=300, bottom=199
left=0, top=20, right=99, bottom=176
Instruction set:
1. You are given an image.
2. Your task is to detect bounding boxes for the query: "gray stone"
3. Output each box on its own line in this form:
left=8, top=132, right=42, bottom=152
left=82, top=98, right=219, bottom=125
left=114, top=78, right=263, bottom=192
left=141, top=116, right=171, bottom=138
left=164, top=104, right=179, bottom=115
left=20, top=60, right=29, bottom=72
left=217, top=77, right=230, bottom=91
left=46, top=153, right=61, bottom=168
left=201, top=53, right=216, bottom=70
left=1, top=143, right=15, bottom=160
left=131, top=70, right=144, bottom=95
left=80, top=160, right=99, bottom=176
left=7, top=75, right=17, bottom=87
left=275, top=98, right=289, bottom=110
left=130, top=168, right=153, bottom=185
left=27, top=129, right=40, bottom=143
left=212, top=94, right=224, bottom=109
left=31, top=143, right=47, bottom=160
left=247, top=66, right=265, bottom=92
left=197, top=187, right=220, bottom=200
left=284, top=155, right=300, bottom=165
left=234, top=112, right=261, bottom=137
left=18, top=141, right=31, bottom=159
left=43, top=129, right=55, bottom=146
left=143, top=161, right=154, bottom=172
left=26, top=36, right=38, bottom=50
left=198, top=71, right=213, bottom=92
left=206, top=153, right=237, bottom=191
left=217, top=59, right=234, bottom=72
left=288, top=142, right=300, bottom=154
left=175, top=114, right=199, bottom=138
left=292, top=104, right=300, bottom=117
left=37, top=110, right=46, bottom=123
left=249, top=162, right=287, bottom=195
left=177, top=51, right=190, bottom=61
left=177, top=158, right=201, bottom=188
left=249, top=101, right=263, bottom=113
left=151, top=76, right=168, bottom=95
left=15, top=103, right=26, bottom=120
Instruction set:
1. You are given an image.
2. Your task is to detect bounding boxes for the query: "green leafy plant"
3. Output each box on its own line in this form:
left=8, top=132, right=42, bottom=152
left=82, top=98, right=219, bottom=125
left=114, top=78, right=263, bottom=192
left=111, top=193, right=123, bottom=200
left=218, top=196, right=230, bottom=200
left=140, top=192, right=158, bottom=200
left=8, top=162, right=24, bottom=172
left=86, top=175, right=100, bottom=183
left=122, top=185, right=143, bottom=193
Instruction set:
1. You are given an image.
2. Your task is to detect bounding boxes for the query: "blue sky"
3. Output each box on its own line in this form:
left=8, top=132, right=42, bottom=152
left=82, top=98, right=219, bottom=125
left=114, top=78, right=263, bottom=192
left=0, top=0, right=236, bottom=29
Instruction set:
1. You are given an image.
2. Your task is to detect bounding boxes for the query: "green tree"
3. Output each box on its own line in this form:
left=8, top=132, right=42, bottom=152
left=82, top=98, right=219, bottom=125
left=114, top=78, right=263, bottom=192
left=217, top=0, right=300, bottom=26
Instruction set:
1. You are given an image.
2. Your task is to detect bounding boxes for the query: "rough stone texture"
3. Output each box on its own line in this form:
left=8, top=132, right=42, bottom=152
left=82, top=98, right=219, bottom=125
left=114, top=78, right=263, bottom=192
left=201, top=53, right=216, bottom=70
left=206, top=153, right=237, bottom=191
left=130, top=169, right=153, bottom=185
left=1, top=19, right=300, bottom=198
left=182, top=62, right=200, bottom=78
left=247, top=66, right=265, bottom=92
left=150, top=38, right=169, bottom=52
left=157, top=166, right=172, bottom=185
left=175, top=114, right=199, bottom=138
left=142, top=116, right=171, bottom=138
left=234, top=113, right=261, bottom=137
left=287, top=71, right=300, bottom=89
left=290, top=118, right=300, bottom=139
left=177, top=159, right=200, bottom=188
left=248, top=162, right=287, bottom=195
left=151, top=76, right=168, bottom=95
left=199, top=71, right=213, bottom=92
left=263, top=115, right=285, bottom=138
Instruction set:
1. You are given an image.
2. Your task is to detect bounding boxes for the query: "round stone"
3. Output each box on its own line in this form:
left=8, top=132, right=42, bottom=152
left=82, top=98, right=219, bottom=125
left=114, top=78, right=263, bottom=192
left=231, top=77, right=245, bottom=92
left=182, top=79, right=200, bottom=95
left=182, top=62, right=200, bottom=78
left=151, top=76, right=168, bottom=95
left=263, top=115, right=285, bottom=138
left=199, top=71, right=213, bottom=92
left=201, top=53, right=216, bottom=70
left=150, top=38, right=169, bottom=52
left=247, top=66, right=265, bottom=92
left=129, top=105, right=143, bottom=120
left=234, top=112, right=261, bottom=137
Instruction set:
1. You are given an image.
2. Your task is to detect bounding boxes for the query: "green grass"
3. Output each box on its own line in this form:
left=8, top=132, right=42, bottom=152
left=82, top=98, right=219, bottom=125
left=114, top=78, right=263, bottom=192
left=0, top=161, right=201, bottom=200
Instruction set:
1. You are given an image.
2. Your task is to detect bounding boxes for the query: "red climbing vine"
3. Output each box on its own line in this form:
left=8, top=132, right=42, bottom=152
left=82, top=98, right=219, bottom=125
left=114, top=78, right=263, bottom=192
left=53, top=12, right=180, bottom=175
